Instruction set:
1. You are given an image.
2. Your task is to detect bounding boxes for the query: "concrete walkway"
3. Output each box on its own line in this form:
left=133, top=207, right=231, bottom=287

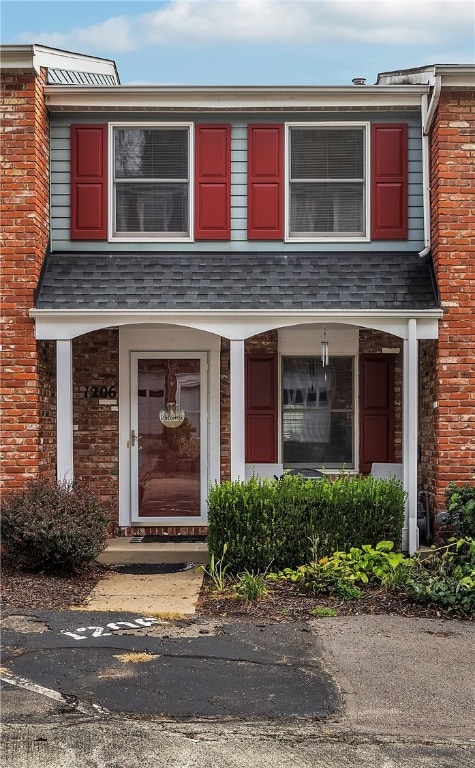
left=82, top=565, right=204, bottom=616
left=86, top=538, right=208, bottom=615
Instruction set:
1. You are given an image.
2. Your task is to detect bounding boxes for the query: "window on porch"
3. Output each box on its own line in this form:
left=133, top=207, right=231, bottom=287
left=282, top=356, right=354, bottom=468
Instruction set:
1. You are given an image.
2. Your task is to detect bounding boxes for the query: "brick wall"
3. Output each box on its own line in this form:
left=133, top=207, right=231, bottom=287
left=73, top=330, right=120, bottom=529
left=0, top=66, right=51, bottom=493
left=419, top=339, right=438, bottom=502
left=430, top=90, right=475, bottom=512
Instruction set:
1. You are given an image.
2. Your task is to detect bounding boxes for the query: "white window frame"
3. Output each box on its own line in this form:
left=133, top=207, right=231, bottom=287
left=285, top=122, right=370, bottom=243
left=108, top=121, right=194, bottom=243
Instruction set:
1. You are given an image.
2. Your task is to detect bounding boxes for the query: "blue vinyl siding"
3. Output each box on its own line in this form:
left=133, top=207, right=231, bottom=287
left=50, top=111, right=424, bottom=253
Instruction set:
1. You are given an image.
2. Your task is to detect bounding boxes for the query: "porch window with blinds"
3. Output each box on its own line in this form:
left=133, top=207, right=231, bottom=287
left=289, top=126, right=366, bottom=238
left=282, top=356, right=354, bottom=467
left=113, top=126, right=190, bottom=237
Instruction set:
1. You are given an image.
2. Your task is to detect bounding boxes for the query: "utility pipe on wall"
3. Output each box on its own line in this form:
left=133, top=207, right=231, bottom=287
left=419, top=75, right=442, bottom=256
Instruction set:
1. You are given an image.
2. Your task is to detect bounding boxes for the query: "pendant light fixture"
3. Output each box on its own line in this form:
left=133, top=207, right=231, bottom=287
left=321, top=326, right=329, bottom=368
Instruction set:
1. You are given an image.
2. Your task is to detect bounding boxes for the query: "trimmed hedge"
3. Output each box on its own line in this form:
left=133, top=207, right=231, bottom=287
left=207, top=474, right=405, bottom=572
left=0, top=480, right=110, bottom=571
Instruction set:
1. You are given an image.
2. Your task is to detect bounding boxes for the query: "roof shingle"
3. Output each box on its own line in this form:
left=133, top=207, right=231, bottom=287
left=35, top=251, right=438, bottom=311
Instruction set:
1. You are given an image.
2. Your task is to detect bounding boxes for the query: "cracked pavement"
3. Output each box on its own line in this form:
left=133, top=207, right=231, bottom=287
left=1, top=610, right=474, bottom=767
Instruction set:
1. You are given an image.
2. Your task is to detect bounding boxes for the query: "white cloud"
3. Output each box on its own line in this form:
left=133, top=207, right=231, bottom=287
left=140, top=0, right=474, bottom=45
left=14, top=15, right=137, bottom=53
left=12, top=0, right=475, bottom=53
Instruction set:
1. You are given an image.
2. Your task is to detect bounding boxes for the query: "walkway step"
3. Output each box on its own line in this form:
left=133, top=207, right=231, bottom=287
left=82, top=568, right=204, bottom=615
left=97, top=537, right=209, bottom=565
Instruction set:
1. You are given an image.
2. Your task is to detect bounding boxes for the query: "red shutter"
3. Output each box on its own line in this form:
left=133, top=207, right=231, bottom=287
left=245, top=354, right=278, bottom=463
left=359, top=355, right=395, bottom=474
left=371, top=123, right=408, bottom=240
left=195, top=124, right=231, bottom=239
left=247, top=124, right=283, bottom=240
left=71, top=124, right=107, bottom=240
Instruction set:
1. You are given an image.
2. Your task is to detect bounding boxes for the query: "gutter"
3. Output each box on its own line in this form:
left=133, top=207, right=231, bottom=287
left=419, top=75, right=442, bottom=256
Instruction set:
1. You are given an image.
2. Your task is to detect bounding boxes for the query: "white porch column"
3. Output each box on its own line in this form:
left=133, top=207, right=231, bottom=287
left=230, top=339, right=246, bottom=481
left=56, top=339, right=74, bottom=483
left=403, top=319, right=419, bottom=554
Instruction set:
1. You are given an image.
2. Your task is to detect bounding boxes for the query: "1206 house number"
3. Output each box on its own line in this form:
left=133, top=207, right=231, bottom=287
left=84, top=385, right=117, bottom=398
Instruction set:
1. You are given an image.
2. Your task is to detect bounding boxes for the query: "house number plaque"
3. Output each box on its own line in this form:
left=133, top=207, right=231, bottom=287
left=84, top=385, right=117, bottom=398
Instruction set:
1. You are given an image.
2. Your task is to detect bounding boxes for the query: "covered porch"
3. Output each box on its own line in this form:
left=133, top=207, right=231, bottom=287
left=32, top=307, right=440, bottom=553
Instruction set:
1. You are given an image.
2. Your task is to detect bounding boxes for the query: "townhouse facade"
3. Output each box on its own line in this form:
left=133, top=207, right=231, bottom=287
left=1, top=45, right=474, bottom=552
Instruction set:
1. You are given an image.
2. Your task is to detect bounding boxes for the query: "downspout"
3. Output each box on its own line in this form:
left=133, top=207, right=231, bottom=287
left=419, top=75, right=441, bottom=257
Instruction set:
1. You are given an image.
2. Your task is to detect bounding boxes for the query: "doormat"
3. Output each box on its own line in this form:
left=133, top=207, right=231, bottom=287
left=113, top=563, right=196, bottom=575
left=133, top=535, right=207, bottom=544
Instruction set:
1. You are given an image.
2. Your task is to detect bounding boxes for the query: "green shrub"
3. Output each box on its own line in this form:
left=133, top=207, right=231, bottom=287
left=405, top=537, right=475, bottom=615
left=207, top=474, right=405, bottom=572
left=0, top=480, right=110, bottom=571
left=446, top=481, right=475, bottom=537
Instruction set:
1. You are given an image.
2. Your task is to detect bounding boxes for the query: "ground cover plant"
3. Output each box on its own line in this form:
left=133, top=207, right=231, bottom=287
left=446, top=480, right=475, bottom=537
left=199, top=538, right=474, bottom=620
left=404, top=537, right=475, bottom=615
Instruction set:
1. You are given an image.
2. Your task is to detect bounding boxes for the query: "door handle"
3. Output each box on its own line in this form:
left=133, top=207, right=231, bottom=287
left=131, top=429, right=142, bottom=447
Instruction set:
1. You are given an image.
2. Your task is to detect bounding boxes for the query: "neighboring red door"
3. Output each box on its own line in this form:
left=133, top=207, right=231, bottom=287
left=359, top=355, right=395, bottom=474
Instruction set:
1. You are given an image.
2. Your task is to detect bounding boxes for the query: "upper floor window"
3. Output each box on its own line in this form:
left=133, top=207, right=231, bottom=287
left=288, top=125, right=366, bottom=239
left=112, top=125, right=191, bottom=239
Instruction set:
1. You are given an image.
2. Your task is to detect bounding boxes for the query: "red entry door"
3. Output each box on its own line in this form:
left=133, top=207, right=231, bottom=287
left=359, top=355, right=395, bottom=474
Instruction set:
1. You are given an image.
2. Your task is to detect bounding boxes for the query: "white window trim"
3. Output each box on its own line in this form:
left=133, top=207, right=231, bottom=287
left=108, top=121, right=194, bottom=243
left=284, top=121, right=370, bottom=243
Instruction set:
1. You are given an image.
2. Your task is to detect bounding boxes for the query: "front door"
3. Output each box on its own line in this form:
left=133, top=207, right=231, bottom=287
left=130, top=352, right=207, bottom=523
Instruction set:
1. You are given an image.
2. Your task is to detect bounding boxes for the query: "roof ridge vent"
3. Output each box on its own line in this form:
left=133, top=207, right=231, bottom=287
left=352, top=77, right=366, bottom=86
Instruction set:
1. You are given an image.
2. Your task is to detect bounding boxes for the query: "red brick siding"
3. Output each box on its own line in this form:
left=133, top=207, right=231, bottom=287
left=430, top=90, right=475, bottom=512
left=418, top=339, right=438, bottom=505
left=38, top=340, right=57, bottom=480
left=72, top=330, right=119, bottom=529
left=0, top=67, right=50, bottom=493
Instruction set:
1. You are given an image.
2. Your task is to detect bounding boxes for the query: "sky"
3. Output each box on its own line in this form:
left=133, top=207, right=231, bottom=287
left=1, top=0, right=474, bottom=86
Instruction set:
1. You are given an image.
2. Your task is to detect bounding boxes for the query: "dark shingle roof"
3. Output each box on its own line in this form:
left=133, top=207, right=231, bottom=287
left=35, top=251, right=438, bottom=311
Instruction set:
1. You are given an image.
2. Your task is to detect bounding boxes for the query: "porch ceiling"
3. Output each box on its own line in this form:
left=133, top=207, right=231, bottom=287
left=36, top=251, right=438, bottom=312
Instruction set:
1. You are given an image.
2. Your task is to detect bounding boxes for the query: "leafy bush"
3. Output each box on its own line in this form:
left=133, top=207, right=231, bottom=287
left=270, top=559, right=363, bottom=600
left=207, top=474, right=405, bottom=572
left=405, top=537, right=475, bottom=616
left=323, top=541, right=413, bottom=589
left=446, top=481, right=475, bottom=537
left=0, top=480, right=110, bottom=571
left=269, top=541, right=412, bottom=601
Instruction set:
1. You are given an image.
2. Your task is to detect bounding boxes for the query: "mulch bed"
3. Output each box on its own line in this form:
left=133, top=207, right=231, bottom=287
left=0, top=560, right=110, bottom=611
left=197, top=577, right=471, bottom=622
left=2, top=560, right=470, bottom=621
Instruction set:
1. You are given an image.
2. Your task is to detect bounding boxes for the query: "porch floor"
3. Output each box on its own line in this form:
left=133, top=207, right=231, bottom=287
left=97, top=537, right=209, bottom=565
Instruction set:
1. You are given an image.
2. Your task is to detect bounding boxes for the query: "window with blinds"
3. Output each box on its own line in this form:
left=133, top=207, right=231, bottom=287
left=289, top=126, right=366, bottom=238
left=113, top=126, right=190, bottom=237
